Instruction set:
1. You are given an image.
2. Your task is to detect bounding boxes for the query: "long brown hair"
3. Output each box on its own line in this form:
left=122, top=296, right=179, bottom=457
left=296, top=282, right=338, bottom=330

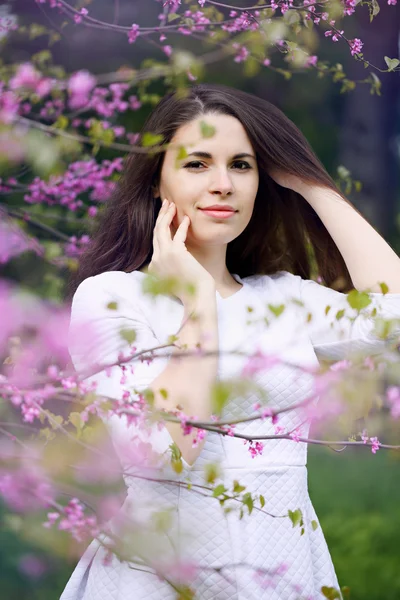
left=67, top=83, right=354, bottom=301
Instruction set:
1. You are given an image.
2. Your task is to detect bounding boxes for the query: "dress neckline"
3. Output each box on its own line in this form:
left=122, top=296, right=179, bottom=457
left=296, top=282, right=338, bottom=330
left=216, top=273, right=246, bottom=301
left=135, top=270, right=246, bottom=302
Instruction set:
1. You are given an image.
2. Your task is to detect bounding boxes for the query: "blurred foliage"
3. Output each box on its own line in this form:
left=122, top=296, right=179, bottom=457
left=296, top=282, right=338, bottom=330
left=1, top=446, right=400, bottom=599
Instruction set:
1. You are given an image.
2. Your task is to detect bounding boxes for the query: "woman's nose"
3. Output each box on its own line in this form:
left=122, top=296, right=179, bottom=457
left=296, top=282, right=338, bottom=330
left=209, top=169, right=234, bottom=195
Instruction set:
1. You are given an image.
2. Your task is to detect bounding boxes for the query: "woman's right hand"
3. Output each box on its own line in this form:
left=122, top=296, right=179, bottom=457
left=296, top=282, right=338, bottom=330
left=147, top=199, right=215, bottom=304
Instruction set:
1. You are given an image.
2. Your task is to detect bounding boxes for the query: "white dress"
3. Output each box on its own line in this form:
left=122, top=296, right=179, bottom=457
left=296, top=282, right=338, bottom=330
left=60, top=270, right=400, bottom=600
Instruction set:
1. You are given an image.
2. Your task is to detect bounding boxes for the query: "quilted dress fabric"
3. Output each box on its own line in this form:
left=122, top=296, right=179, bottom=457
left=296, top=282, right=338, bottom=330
left=61, top=270, right=400, bottom=600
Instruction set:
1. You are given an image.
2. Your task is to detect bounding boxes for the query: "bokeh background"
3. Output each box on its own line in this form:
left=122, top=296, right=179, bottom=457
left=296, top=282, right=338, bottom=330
left=1, top=1, right=400, bottom=598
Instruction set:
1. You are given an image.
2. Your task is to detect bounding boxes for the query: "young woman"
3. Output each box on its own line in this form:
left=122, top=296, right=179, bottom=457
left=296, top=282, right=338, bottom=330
left=61, top=83, right=400, bottom=600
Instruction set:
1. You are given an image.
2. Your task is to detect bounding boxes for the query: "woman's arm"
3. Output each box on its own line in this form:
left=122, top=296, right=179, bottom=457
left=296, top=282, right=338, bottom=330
left=298, top=184, right=400, bottom=293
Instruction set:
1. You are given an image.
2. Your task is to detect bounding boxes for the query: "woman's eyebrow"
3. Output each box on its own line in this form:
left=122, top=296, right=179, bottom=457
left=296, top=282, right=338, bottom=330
left=185, top=151, right=256, bottom=160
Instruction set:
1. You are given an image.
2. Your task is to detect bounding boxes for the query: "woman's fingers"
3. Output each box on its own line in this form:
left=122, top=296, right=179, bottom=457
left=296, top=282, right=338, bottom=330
left=173, top=215, right=190, bottom=243
left=153, top=198, right=170, bottom=252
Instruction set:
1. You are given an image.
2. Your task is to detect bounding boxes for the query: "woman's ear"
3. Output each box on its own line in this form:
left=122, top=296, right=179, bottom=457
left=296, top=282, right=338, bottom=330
left=151, top=182, right=160, bottom=199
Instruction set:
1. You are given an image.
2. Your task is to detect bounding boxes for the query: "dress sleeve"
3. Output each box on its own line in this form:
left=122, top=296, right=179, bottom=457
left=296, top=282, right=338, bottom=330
left=68, top=272, right=171, bottom=396
left=68, top=272, right=189, bottom=470
left=297, top=275, right=400, bottom=361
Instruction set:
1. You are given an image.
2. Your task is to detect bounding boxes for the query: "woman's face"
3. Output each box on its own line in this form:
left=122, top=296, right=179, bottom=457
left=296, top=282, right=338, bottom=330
left=156, top=113, right=259, bottom=248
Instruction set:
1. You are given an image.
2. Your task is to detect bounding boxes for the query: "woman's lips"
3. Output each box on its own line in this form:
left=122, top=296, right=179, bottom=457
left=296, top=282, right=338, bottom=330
left=199, top=209, right=236, bottom=219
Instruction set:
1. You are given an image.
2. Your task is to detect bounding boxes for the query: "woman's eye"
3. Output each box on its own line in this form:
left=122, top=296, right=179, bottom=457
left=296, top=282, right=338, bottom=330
left=183, top=161, right=251, bottom=170
left=232, top=161, right=251, bottom=170
left=184, top=161, right=204, bottom=169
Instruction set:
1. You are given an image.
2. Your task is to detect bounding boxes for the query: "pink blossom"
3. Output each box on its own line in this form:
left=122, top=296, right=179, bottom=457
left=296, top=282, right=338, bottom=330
left=88, top=206, right=98, bottom=217
left=388, top=0, right=397, bottom=5
left=18, top=554, right=48, bottom=579
left=305, top=55, right=318, bottom=67
left=343, top=0, right=357, bottom=15
left=289, top=428, right=302, bottom=443
left=370, top=436, right=381, bottom=454
left=241, top=348, right=280, bottom=377
left=187, top=70, right=197, bottom=81
left=330, top=359, right=352, bottom=371
left=153, top=556, right=199, bottom=586
left=349, top=38, right=363, bottom=56
left=0, top=88, right=18, bottom=125
left=68, top=70, right=96, bottom=110
left=128, top=23, right=140, bottom=44
left=45, top=498, right=99, bottom=543
left=9, top=63, right=41, bottom=91
left=244, top=440, right=264, bottom=458
left=74, top=8, right=88, bottom=24
left=263, top=59, right=271, bottom=67
left=386, top=386, right=400, bottom=419
left=232, top=43, right=250, bottom=63
left=0, top=465, right=54, bottom=513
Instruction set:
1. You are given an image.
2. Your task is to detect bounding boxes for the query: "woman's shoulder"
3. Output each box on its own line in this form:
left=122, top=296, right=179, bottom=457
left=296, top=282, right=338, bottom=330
left=73, top=270, right=148, bottom=302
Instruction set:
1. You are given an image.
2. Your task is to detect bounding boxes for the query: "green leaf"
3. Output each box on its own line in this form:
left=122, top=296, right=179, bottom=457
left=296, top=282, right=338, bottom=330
left=259, top=494, right=265, bottom=508
left=337, top=165, right=350, bottom=179
left=346, top=289, right=372, bottom=311
left=384, top=56, right=400, bottom=72
left=211, top=381, right=231, bottom=416
left=107, top=301, right=118, bottom=311
left=370, top=0, right=380, bottom=21
left=199, top=120, right=216, bottom=138
left=233, top=480, right=246, bottom=494
left=335, top=309, right=345, bottom=321
left=171, top=459, right=183, bottom=474
left=242, top=492, right=254, bottom=515
left=379, top=282, right=389, bottom=295
left=311, top=519, right=318, bottom=531
left=213, top=484, right=228, bottom=497
left=53, top=115, right=69, bottom=130
left=142, top=132, right=164, bottom=147
left=153, top=509, right=173, bottom=533
left=176, top=145, right=188, bottom=161
left=321, top=586, right=342, bottom=600
left=69, top=412, right=84, bottom=431
left=167, top=13, right=180, bottom=22
left=288, top=508, right=303, bottom=528
left=204, top=462, right=221, bottom=484
left=120, top=328, right=137, bottom=344
left=268, top=304, right=285, bottom=318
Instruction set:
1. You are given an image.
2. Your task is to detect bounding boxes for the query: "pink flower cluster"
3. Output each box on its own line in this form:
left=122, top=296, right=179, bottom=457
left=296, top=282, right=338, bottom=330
left=254, top=562, right=289, bottom=590
left=223, top=12, right=258, bottom=34
left=44, top=498, right=99, bottom=543
left=361, top=429, right=381, bottom=454
left=241, top=348, right=280, bottom=378
left=0, top=217, right=43, bottom=264
left=0, top=465, right=54, bottom=512
left=349, top=38, right=363, bottom=56
left=68, top=70, right=96, bottom=110
left=74, top=8, right=88, bottom=24
left=22, top=156, right=124, bottom=211
left=252, top=402, right=279, bottom=424
left=183, top=10, right=211, bottom=32
left=289, top=428, right=302, bottom=443
left=177, top=412, right=206, bottom=448
left=244, top=440, right=265, bottom=458
left=9, top=63, right=53, bottom=98
left=386, top=386, right=400, bottom=419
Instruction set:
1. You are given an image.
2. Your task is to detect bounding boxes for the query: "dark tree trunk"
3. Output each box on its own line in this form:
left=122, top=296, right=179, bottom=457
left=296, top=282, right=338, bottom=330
left=338, top=3, right=400, bottom=236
